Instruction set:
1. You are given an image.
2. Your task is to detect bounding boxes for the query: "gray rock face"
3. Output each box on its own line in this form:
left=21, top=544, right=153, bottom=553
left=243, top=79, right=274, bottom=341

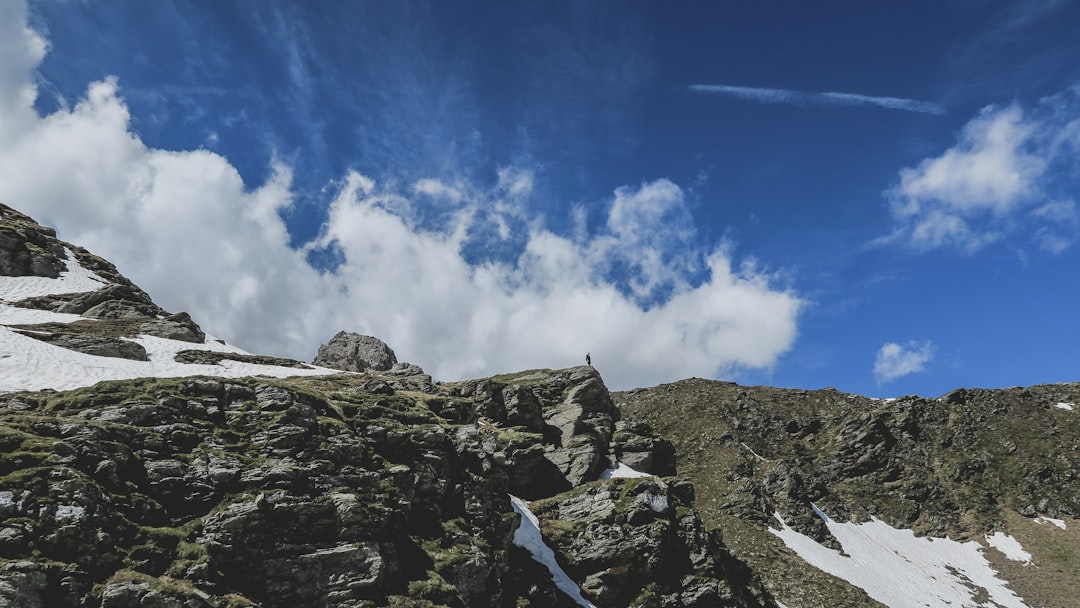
left=0, top=204, right=66, bottom=278
left=13, top=331, right=149, bottom=361
left=139, top=312, right=206, bottom=343
left=312, top=331, right=398, bottom=372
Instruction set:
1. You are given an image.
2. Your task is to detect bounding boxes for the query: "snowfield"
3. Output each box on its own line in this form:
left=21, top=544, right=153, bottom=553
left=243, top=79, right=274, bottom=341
left=0, top=324, right=337, bottom=393
left=770, top=505, right=1030, bottom=608
left=0, top=249, right=107, bottom=302
left=1, top=251, right=339, bottom=393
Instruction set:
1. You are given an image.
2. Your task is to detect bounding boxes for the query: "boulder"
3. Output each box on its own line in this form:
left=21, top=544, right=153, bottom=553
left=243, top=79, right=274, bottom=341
left=139, top=312, right=205, bottom=343
left=313, top=331, right=398, bottom=372
left=13, top=331, right=148, bottom=361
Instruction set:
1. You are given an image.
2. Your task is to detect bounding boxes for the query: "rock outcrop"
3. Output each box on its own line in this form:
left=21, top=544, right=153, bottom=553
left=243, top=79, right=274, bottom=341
left=0, top=368, right=774, bottom=608
left=314, top=331, right=400, bottom=372
left=0, top=205, right=67, bottom=278
left=1, top=202, right=206, bottom=342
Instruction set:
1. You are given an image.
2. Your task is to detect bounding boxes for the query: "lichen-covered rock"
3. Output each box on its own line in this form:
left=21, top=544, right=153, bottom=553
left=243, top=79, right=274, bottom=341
left=0, top=368, right=772, bottom=608
left=529, top=477, right=769, bottom=607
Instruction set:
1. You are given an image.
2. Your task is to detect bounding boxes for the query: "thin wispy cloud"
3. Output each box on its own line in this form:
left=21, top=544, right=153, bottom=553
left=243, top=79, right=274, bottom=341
left=690, top=84, right=946, bottom=115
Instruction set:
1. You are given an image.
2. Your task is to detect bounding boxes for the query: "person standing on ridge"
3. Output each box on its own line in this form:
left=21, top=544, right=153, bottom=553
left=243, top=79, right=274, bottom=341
left=586, top=352, right=592, bottom=366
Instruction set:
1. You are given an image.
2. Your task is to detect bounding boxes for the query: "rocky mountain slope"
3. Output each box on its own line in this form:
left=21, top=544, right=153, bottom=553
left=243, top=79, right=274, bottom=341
left=0, top=203, right=773, bottom=607
left=4, top=202, right=1078, bottom=608
left=617, top=379, right=1080, bottom=608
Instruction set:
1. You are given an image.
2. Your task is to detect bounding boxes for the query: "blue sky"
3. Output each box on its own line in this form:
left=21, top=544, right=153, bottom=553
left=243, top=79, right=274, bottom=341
left=2, top=0, right=1079, bottom=394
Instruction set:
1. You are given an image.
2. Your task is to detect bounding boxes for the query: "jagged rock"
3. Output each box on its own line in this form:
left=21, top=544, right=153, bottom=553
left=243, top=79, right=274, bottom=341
left=313, top=331, right=399, bottom=372
left=12, top=331, right=149, bottom=361
left=612, top=419, right=677, bottom=476
left=531, top=477, right=769, bottom=607
left=10, top=282, right=166, bottom=321
left=0, top=359, right=771, bottom=608
left=0, top=204, right=67, bottom=278
left=389, top=362, right=425, bottom=376
left=0, top=561, right=49, bottom=608
left=139, top=312, right=205, bottom=343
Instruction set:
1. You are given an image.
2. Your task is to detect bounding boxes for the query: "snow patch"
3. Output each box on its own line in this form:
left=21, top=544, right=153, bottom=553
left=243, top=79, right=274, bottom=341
left=1053, top=402, right=1074, bottom=411
left=0, top=304, right=84, bottom=325
left=985, top=532, right=1032, bottom=563
left=599, top=461, right=652, bottom=479
left=1033, top=516, right=1067, bottom=530
left=0, top=324, right=338, bottom=393
left=0, top=249, right=107, bottom=302
left=770, top=507, right=1030, bottom=608
left=509, top=495, right=596, bottom=608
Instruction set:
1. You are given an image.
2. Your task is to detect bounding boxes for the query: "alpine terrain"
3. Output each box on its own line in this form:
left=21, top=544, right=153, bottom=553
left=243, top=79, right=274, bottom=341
left=1, top=202, right=1077, bottom=607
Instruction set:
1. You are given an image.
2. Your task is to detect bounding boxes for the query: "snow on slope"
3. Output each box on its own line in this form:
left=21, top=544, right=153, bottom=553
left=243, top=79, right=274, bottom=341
left=0, top=249, right=107, bottom=301
left=510, top=495, right=597, bottom=608
left=599, top=461, right=652, bottom=479
left=769, top=505, right=1030, bottom=608
left=1034, top=516, right=1067, bottom=529
left=985, top=532, right=1032, bottom=564
left=1, top=251, right=338, bottom=393
left=0, top=324, right=337, bottom=392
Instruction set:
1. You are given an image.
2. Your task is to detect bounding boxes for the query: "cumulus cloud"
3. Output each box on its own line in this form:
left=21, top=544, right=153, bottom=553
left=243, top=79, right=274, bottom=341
left=883, top=91, right=1080, bottom=253
left=0, top=4, right=802, bottom=390
left=689, top=84, right=945, bottom=115
left=874, top=341, right=935, bottom=384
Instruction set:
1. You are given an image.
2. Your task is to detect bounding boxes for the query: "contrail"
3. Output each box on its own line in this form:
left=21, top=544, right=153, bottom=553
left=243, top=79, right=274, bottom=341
left=689, top=84, right=945, bottom=115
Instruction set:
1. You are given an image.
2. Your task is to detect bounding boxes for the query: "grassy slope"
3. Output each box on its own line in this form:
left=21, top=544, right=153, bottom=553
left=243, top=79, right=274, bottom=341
left=615, top=378, right=1080, bottom=608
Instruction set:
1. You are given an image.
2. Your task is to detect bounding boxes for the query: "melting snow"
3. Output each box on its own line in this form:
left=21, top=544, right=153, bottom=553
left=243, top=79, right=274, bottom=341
left=0, top=326, right=338, bottom=393
left=1053, top=402, right=1074, bottom=411
left=985, top=532, right=1032, bottom=563
left=0, top=249, right=107, bottom=302
left=509, top=495, right=596, bottom=608
left=770, top=506, right=1030, bottom=608
left=599, top=461, right=652, bottom=479
left=1033, top=516, right=1067, bottom=530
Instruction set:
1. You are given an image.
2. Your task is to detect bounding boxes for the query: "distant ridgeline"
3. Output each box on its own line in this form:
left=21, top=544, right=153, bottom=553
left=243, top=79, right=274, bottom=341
left=2, top=202, right=1078, bottom=608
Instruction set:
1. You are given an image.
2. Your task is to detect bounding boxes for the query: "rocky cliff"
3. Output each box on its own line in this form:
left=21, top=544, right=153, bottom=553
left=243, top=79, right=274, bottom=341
left=0, top=369, right=776, bottom=608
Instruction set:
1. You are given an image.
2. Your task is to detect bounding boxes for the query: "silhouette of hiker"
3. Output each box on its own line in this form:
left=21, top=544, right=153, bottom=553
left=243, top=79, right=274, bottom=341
left=586, top=352, right=592, bottom=366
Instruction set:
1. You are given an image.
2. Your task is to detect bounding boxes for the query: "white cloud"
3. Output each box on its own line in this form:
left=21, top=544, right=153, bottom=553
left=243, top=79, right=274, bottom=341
left=893, top=105, right=1042, bottom=218
left=689, top=84, right=945, bottom=115
left=874, top=341, right=935, bottom=384
left=0, top=3, right=802, bottom=390
left=0, top=0, right=46, bottom=135
left=884, top=94, right=1080, bottom=254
